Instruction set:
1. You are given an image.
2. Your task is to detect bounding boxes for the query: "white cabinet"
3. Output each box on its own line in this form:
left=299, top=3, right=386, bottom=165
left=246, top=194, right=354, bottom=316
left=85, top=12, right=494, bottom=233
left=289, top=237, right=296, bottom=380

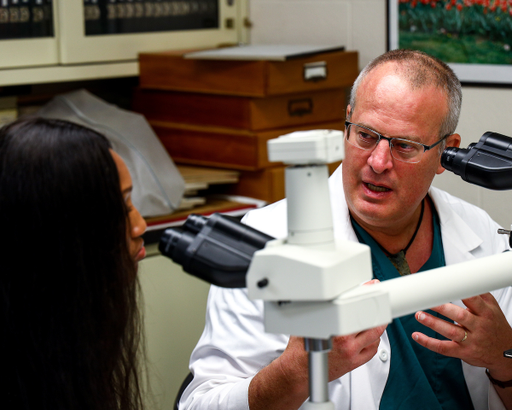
left=0, top=0, right=57, bottom=69
left=0, top=0, right=248, bottom=86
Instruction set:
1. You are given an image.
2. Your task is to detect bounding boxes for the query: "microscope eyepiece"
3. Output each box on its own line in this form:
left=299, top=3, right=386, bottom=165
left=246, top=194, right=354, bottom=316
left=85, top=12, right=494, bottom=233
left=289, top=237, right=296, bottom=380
left=441, top=132, right=512, bottom=190
left=440, top=146, right=459, bottom=171
left=183, top=213, right=208, bottom=234
left=159, top=213, right=274, bottom=288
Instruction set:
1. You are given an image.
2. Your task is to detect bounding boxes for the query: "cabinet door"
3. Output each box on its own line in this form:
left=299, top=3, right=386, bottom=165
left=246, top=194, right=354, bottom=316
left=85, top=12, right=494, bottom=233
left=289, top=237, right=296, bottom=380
left=58, top=0, right=244, bottom=64
left=0, top=0, right=58, bottom=68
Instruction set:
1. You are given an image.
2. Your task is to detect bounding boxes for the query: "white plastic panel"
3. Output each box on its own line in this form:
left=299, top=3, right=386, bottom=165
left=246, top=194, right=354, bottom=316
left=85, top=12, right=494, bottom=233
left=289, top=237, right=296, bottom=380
left=0, top=36, right=58, bottom=68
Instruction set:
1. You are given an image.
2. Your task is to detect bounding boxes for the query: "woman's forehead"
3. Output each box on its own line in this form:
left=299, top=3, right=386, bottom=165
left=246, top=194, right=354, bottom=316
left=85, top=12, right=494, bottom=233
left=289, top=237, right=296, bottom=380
left=110, top=150, right=132, bottom=193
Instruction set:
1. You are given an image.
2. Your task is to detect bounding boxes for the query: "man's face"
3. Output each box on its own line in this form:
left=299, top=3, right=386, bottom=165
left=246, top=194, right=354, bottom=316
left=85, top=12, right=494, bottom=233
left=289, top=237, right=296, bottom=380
left=342, top=64, right=459, bottom=233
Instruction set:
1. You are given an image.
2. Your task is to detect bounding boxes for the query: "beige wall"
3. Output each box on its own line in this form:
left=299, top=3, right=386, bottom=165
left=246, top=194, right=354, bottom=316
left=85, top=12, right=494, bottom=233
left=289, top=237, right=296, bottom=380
left=139, top=251, right=210, bottom=409
left=249, top=0, right=512, bottom=228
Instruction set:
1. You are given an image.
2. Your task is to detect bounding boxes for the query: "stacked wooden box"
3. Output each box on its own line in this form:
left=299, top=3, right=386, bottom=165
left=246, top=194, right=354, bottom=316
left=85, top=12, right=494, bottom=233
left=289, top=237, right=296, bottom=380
left=135, top=48, right=359, bottom=202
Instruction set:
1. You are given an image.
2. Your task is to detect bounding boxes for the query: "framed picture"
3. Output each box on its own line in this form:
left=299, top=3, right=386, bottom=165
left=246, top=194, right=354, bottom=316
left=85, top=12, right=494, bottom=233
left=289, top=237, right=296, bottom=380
left=387, top=0, right=512, bottom=85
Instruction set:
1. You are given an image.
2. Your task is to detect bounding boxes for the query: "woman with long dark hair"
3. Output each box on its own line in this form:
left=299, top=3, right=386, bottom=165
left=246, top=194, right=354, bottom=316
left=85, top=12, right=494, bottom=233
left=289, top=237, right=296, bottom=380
left=0, top=117, right=147, bottom=410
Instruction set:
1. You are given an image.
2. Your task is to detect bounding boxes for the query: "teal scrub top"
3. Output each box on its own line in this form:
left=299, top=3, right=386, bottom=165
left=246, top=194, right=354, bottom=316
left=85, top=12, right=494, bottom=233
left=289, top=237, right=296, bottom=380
left=350, top=202, right=474, bottom=410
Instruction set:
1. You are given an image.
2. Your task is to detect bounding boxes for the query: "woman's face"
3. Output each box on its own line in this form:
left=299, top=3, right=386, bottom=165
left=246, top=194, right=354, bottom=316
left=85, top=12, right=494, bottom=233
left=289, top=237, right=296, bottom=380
left=111, top=150, right=147, bottom=263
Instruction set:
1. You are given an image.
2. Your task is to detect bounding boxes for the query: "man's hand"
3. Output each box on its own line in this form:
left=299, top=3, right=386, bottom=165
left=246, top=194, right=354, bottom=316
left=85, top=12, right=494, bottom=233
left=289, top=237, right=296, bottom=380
left=282, top=322, right=387, bottom=380
left=329, top=278, right=388, bottom=380
left=328, top=324, right=387, bottom=381
left=412, top=293, right=512, bottom=409
left=248, top=278, right=387, bottom=410
left=249, top=324, right=386, bottom=410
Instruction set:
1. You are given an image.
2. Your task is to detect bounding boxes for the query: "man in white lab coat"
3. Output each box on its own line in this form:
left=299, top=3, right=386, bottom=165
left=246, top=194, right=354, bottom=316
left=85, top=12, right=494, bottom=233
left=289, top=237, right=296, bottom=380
left=179, top=49, right=512, bottom=410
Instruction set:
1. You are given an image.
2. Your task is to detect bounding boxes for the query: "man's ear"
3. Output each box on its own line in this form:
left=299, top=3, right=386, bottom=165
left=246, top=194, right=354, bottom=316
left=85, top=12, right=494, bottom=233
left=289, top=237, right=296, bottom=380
left=436, top=133, right=461, bottom=175
left=346, top=105, right=351, bottom=119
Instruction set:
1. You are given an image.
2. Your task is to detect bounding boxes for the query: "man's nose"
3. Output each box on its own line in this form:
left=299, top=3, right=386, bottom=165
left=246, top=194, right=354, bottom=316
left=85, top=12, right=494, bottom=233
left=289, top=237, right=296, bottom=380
left=368, top=138, right=393, bottom=173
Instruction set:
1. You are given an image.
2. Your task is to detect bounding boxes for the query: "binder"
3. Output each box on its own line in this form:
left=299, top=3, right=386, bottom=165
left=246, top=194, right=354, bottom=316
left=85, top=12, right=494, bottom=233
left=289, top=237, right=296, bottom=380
left=122, top=0, right=138, bottom=34
left=106, top=0, right=117, bottom=34
left=152, top=0, right=164, bottom=32
left=202, top=0, right=219, bottom=30
left=18, top=0, right=30, bottom=38
left=144, top=0, right=154, bottom=33
left=8, top=0, right=20, bottom=39
left=133, top=0, right=144, bottom=33
left=0, top=0, right=8, bottom=40
left=79, top=0, right=220, bottom=37
left=43, top=0, right=54, bottom=37
left=84, top=0, right=103, bottom=36
left=117, top=0, right=138, bottom=34
left=31, top=0, right=53, bottom=38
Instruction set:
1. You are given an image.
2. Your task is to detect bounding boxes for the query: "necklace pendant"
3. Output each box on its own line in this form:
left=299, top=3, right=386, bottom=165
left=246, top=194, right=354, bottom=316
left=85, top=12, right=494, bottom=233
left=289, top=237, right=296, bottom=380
left=388, top=250, right=411, bottom=276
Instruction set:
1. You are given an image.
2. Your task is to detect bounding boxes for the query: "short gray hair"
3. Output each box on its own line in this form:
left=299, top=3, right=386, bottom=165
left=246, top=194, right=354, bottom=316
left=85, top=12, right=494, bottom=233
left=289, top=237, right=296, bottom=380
left=348, top=49, right=462, bottom=140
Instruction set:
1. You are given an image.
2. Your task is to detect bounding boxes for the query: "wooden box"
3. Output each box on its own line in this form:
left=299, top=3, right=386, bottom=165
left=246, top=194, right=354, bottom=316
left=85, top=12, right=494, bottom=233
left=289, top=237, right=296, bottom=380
left=219, top=161, right=342, bottom=203
left=138, top=49, right=359, bottom=97
left=227, top=166, right=287, bottom=203
left=133, top=88, right=346, bottom=131
left=150, top=120, right=345, bottom=171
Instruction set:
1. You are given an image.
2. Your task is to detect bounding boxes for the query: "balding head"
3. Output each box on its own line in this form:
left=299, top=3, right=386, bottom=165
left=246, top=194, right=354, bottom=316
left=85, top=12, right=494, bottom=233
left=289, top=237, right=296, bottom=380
left=349, top=50, right=462, bottom=139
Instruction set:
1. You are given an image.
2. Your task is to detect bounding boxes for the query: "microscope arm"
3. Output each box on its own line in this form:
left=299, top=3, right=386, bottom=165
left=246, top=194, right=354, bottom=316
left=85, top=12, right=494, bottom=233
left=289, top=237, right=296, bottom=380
left=261, top=250, right=512, bottom=339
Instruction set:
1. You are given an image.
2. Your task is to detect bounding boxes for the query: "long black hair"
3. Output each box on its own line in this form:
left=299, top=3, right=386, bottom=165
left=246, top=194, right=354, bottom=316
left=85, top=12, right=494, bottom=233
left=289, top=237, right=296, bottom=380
left=0, top=118, right=144, bottom=410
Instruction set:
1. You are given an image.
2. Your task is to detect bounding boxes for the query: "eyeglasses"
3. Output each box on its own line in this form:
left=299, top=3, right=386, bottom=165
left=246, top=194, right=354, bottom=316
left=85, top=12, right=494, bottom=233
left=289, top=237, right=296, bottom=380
left=344, top=120, right=449, bottom=164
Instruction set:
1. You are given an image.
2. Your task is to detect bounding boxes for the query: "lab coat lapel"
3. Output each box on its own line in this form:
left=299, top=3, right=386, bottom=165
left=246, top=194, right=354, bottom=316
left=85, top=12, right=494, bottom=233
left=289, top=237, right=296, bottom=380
left=429, top=186, right=483, bottom=266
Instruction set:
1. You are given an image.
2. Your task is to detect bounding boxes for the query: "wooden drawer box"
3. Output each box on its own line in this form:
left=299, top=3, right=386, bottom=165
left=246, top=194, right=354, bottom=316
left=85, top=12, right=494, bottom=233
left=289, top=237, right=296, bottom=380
left=227, top=166, right=287, bottom=203
left=138, top=49, right=359, bottom=97
left=133, top=88, right=346, bottom=131
left=150, top=120, right=345, bottom=171
left=220, top=161, right=342, bottom=203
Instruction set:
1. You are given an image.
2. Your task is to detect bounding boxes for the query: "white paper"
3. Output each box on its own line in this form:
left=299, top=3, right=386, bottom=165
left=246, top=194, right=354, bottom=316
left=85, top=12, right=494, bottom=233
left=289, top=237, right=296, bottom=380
left=184, top=44, right=345, bottom=61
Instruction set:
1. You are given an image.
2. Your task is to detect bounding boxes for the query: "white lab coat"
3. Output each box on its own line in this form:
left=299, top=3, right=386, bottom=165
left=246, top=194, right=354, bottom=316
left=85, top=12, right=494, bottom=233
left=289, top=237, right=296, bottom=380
left=180, top=166, right=512, bottom=410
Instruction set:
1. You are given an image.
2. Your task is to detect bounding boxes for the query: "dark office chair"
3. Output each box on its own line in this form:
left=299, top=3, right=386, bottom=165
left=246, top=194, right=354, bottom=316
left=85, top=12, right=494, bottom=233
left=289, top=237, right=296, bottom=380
left=174, top=372, right=194, bottom=410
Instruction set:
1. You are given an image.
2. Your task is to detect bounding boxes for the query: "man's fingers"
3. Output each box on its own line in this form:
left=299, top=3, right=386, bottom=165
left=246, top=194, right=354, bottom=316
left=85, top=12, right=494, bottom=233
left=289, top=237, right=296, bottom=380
left=412, top=331, right=461, bottom=357
left=364, top=279, right=380, bottom=286
left=416, top=310, right=467, bottom=342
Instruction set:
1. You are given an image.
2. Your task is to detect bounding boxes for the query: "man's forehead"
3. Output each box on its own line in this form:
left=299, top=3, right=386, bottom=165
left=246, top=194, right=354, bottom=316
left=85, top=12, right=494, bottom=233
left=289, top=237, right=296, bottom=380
left=352, top=92, right=447, bottom=142
left=358, top=68, right=448, bottom=109
left=361, top=67, right=421, bottom=95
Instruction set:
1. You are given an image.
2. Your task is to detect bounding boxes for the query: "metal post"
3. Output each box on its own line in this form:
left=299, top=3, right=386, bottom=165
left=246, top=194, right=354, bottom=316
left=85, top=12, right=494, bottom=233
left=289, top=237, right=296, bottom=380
left=303, top=338, right=335, bottom=410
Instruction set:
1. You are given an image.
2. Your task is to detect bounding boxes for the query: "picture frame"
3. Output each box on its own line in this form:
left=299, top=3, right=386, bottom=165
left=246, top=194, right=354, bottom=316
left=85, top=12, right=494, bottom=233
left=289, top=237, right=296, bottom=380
left=387, top=0, right=512, bottom=85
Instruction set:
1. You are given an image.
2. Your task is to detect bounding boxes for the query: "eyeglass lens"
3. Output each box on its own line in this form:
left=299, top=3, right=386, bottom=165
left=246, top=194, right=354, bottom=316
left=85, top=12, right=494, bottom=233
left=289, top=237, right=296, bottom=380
left=347, top=124, right=423, bottom=163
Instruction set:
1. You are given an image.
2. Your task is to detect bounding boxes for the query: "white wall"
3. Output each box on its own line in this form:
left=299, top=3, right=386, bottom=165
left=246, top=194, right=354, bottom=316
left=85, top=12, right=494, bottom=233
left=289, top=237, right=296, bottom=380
left=249, top=0, right=512, bottom=228
left=249, top=0, right=387, bottom=70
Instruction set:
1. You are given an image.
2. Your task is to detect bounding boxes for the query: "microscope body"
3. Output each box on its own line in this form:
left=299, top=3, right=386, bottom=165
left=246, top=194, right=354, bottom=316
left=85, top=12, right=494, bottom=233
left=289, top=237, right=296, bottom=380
left=245, top=130, right=388, bottom=339
left=160, top=129, right=512, bottom=409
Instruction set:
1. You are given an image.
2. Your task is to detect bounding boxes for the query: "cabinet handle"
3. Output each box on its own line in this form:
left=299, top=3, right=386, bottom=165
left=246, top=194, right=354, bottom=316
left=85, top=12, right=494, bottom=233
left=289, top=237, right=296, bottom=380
left=303, top=61, right=327, bottom=82
left=288, top=98, right=313, bottom=117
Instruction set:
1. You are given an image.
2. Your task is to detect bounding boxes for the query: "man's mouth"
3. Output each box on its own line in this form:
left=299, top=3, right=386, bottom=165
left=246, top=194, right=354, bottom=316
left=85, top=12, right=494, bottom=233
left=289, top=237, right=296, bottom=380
left=366, top=182, right=391, bottom=192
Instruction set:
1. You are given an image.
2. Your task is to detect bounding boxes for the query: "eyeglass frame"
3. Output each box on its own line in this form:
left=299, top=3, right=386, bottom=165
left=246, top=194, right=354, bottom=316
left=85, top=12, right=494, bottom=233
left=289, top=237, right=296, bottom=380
left=344, top=120, right=450, bottom=163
